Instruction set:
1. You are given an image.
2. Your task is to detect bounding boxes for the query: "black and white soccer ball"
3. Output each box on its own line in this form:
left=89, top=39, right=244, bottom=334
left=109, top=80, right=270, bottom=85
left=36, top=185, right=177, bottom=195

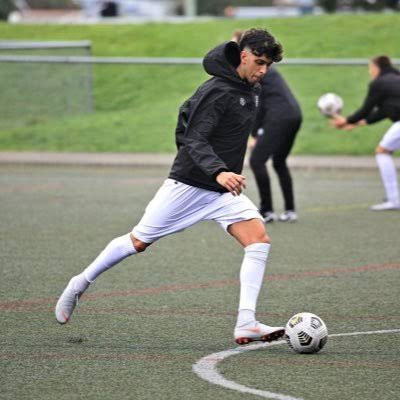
left=317, top=93, right=344, bottom=117
left=285, top=312, right=328, bottom=354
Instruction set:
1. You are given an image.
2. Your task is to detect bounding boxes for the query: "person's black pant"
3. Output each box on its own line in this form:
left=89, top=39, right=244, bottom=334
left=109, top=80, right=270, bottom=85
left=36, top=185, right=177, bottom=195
left=249, top=118, right=301, bottom=214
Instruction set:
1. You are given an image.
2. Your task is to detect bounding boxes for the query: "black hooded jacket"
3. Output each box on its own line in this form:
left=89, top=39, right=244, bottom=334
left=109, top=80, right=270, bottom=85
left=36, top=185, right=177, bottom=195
left=168, top=41, right=260, bottom=193
left=347, top=68, right=400, bottom=125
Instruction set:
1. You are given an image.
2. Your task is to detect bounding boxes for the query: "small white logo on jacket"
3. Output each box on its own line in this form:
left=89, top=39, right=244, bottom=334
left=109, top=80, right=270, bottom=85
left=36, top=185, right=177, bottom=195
left=240, top=97, right=246, bottom=106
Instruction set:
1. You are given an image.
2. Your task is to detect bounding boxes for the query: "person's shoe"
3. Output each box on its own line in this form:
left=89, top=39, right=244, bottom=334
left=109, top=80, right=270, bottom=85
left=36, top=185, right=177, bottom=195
left=55, top=275, right=90, bottom=324
left=234, top=322, right=285, bottom=345
left=370, top=201, right=400, bottom=211
left=279, top=210, right=298, bottom=222
left=262, top=212, right=278, bottom=223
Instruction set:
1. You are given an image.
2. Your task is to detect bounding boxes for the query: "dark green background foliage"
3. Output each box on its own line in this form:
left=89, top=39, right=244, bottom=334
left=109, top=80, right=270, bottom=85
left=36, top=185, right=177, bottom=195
left=318, top=0, right=337, bottom=12
left=0, top=0, right=16, bottom=20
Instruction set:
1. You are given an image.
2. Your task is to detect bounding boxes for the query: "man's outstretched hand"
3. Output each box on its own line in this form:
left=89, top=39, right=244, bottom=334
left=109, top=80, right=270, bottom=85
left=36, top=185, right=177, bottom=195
left=216, top=171, right=246, bottom=196
left=330, top=115, right=347, bottom=128
left=330, top=115, right=366, bottom=131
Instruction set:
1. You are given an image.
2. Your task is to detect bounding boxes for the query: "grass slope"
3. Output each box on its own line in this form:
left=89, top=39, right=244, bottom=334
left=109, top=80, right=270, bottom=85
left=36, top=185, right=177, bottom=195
left=0, top=14, right=399, bottom=154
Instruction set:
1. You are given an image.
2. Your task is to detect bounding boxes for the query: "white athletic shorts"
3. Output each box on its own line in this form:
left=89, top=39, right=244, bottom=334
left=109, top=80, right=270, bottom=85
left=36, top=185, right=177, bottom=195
left=380, top=121, right=400, bottom=151
left=131, top=179, right=262, bottom=243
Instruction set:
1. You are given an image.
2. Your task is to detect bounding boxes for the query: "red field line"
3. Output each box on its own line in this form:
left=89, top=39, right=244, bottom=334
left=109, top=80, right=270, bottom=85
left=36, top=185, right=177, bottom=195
left=0, top=183, right=63, bottom=193
left=1, top=353, right=399, bottom=369
left=76, top=307, right=400, bottom=322
left=266, top=263, right=400, bottom=280
left=1, top=262, right=399, bottom=312
left=224, top=357, right=400, bottom=370
left=3, top=304, right=400, bottom=322
left=0, top=353, right=193, bottom=362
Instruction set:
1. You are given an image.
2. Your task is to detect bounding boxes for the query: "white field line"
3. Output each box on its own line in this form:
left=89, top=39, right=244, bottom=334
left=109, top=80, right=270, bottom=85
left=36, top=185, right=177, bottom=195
left=329, top=329, right=400, bottom=337
left=192, top=328, right=400, bottom=400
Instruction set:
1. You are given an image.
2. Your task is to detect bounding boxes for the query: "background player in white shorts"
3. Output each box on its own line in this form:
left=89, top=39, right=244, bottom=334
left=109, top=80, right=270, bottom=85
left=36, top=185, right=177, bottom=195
left=332, top=55, right=400, bottom=211
left=55, top=29, right=286, bottom=345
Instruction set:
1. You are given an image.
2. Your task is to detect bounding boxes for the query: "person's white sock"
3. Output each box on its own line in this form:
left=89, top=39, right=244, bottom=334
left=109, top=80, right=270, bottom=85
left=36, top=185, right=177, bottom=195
left=236, top=309, right=255, bottom=328
left=376, top=153, right=400, bottom=204
left=83, top=233, right=137, bottom=283
left=236, top=242, right=270, bottom=328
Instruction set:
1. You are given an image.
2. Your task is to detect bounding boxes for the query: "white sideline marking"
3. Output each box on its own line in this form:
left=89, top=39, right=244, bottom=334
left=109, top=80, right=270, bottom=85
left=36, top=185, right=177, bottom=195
left=192, top=328, right=400, bottom=400
left=329, top=328, right=400, bottom=338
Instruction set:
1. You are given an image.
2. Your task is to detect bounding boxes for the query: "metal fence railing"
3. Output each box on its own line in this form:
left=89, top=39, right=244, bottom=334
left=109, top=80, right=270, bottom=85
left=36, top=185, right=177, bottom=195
left=0, top=41, right=94, bottom=127
left=0, top=55, right=399, bottom=65
left=0, top=41, right=92, bottom=52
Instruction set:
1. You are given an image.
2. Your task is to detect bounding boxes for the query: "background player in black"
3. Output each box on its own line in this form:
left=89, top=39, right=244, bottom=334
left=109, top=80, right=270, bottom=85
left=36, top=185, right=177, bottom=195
left=232, top=30, right=302, bottom=223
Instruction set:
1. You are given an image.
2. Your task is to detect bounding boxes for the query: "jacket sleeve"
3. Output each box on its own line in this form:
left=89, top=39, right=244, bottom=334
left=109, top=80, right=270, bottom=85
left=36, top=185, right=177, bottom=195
left=182, top=89, right=230, bottom=177
left=347, top=81, right=383, bottom=124
left=365, top=107, right=386, bottom=124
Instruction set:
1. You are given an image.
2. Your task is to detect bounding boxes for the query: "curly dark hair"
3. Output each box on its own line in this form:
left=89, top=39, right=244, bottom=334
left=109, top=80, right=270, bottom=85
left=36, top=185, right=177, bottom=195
left=238, top=28, right=283, bottom=63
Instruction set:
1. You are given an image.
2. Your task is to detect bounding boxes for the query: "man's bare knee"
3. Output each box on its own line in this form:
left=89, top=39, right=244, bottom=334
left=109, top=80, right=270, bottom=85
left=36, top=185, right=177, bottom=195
left=258, top=233, right=270, bottom=244
left=228, top=219, right=271, bottom=247
left=129, top=233, right=151, bottom=252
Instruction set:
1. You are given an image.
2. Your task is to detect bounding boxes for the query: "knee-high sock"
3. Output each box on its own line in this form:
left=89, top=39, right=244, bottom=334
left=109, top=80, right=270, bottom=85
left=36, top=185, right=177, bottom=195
left=83, top=233, right=137, bottom=282
left=237, top=243, right=270, bottom=326
left=376, top=153, right=399, bottom=204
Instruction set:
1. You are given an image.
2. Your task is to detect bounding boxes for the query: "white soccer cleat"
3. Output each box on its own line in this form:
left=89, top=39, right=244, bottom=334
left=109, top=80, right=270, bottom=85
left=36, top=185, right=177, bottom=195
left=370, top=201, right=400, bottom=211
left=55, top=275, right=89, bottom=324
left=234, top=322, right=285, bottom=345
left=262, top=212, right=278, bottom=223
left=279, top=210, right=298, bottom=222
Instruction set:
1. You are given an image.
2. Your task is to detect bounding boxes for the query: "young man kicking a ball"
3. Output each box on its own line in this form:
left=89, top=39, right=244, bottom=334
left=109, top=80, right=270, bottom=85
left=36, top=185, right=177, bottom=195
left=55, top=29, right=285, bottom=345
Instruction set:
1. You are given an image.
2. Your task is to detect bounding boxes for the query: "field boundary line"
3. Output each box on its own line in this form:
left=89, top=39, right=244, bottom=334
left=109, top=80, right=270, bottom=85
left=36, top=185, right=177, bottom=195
left=1, top=152, right=400, bottom=169
left=192, top=328, right=400, bottom=400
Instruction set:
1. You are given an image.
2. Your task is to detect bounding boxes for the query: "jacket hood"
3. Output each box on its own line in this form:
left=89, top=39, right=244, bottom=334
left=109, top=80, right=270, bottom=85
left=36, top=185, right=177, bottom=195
left=379, top=66, right=400, bottom=76
left=202, top=41, right=246, bottom=86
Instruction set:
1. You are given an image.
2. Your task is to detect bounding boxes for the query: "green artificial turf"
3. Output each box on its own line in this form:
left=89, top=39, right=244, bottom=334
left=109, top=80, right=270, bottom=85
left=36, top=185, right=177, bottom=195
left=1, top=164, right=399, bottom=399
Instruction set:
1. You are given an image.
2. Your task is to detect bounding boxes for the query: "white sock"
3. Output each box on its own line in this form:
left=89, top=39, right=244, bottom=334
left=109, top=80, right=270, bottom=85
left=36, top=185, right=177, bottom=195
left=83, top=233, right=137, bottom=282
left=376, top=153, right=400, bottom=204
left=236, top=242, right=270, bottom=328
left=236, top=309, right=255, bottom=328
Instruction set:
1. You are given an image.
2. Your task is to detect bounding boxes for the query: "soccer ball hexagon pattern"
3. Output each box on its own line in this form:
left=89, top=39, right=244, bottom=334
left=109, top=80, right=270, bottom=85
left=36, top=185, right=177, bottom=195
left=285, top=312, right=328, bottom=354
